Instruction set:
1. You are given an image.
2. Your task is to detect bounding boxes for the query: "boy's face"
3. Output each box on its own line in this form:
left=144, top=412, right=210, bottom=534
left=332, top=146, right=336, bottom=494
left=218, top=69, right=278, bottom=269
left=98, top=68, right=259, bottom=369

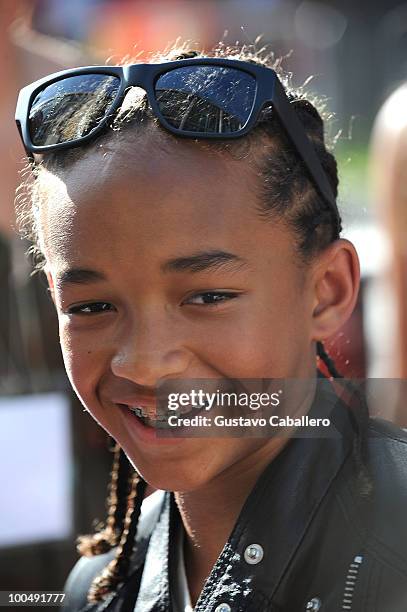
left=38, top=131, right=355, bottom=491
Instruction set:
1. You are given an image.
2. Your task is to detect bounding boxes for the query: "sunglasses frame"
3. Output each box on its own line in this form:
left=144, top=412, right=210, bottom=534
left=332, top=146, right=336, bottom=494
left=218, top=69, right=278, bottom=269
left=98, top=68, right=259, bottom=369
left=15, top=57, right=337, bottom=213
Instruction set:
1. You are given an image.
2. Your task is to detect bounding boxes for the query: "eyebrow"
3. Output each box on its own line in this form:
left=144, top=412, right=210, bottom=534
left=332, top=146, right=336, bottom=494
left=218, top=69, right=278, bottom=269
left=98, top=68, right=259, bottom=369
left=56, top=250, right=249, bottom=288
left=56, top=268, right=107, bottom=288
left=160, top=250, right=250, bottom=274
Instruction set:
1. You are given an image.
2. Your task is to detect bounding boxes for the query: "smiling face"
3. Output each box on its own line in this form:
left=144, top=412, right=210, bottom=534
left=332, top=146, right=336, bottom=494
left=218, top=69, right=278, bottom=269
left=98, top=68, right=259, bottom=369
left=36, top=128, right=348, bottom=491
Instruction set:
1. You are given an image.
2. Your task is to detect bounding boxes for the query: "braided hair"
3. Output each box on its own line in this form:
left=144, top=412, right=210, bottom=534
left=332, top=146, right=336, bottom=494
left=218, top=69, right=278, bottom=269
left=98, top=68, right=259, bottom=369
left=317, top=341, right=372, bottom=497
left=77, top=442, right=147, bottom=603
left=77, top=442, right=132, bottom=557
left=17, top=42, right=372, bottom=603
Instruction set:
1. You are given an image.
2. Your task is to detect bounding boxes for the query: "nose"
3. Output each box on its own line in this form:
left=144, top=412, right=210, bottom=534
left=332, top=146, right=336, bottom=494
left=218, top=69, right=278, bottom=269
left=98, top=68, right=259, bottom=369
left=110, top=309, right=192, bottom=388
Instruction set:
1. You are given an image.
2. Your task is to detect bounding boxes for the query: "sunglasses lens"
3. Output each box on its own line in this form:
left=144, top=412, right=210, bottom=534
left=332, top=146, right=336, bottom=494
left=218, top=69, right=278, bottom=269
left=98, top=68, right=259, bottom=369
left=29, top=74, right=121, bottom=146
left=155, top=66, right=256, bottom=134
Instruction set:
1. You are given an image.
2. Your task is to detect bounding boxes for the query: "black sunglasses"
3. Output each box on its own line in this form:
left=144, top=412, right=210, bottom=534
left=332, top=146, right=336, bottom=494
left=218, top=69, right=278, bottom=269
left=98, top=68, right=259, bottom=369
left=15, top=57, right=338, bottom=225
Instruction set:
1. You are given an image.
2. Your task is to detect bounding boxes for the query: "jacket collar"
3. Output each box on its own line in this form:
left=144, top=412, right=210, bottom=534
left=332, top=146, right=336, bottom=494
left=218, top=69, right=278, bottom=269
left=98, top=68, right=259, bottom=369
left=133, top=374, right=356, bottom=611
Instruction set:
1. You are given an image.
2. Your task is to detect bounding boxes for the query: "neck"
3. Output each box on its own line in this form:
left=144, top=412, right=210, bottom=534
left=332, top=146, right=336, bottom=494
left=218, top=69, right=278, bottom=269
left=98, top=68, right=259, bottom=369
left=174, top=436, right=289, bottom=606
left=174, top=374, right=318, bottom=606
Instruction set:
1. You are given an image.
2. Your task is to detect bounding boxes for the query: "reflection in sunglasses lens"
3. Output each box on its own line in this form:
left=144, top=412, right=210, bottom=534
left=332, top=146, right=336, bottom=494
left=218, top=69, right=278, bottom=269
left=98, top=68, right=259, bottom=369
left=155, top=66, right=256, bottom=134
left=29, top=74, right=121, bottom=146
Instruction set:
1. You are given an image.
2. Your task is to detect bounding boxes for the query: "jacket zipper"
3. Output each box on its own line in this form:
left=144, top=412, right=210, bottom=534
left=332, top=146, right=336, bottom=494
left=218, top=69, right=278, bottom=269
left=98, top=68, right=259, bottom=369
left=341, top=554, right=363, bottom=611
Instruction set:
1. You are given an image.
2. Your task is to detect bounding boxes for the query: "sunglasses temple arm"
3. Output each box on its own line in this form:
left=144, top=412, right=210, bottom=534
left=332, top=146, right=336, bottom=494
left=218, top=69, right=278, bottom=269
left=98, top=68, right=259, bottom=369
left=15, top=120, right=35, bottom=165
left=272, top=79, right=339, bottom=218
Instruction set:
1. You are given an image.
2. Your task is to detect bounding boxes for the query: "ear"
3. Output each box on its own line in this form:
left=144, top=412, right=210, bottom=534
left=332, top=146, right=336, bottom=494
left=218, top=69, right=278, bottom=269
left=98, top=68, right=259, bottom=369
left=310, top=239, right=360, bottom=341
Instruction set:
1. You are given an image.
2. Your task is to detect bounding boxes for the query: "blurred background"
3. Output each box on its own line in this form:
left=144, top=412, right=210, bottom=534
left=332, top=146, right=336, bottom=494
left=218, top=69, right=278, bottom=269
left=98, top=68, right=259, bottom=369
left=1, top=0, right=406, bottom=604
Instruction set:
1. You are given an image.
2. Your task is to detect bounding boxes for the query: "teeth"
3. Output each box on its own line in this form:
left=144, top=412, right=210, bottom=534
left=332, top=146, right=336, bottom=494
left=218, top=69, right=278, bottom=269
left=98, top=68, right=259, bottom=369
left=127, top=401, right=208, bottom=427
left=129, top=406, right=148, bottom=417
left=128, top=406, right=157, bottom=418
left=128, top=405, right=167, bottom=426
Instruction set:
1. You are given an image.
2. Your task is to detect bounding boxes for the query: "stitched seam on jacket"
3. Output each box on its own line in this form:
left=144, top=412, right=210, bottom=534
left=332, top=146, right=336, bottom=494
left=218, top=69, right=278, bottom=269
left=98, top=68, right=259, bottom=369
left=361, top=542, right=407, bottom=578
left=368, top=422, right=407, bottom=444
left=337, top=488, right=407, bottom=577
left=336, top=466, right=407, bottom=574
left=270, top=443, right=354, bottom=598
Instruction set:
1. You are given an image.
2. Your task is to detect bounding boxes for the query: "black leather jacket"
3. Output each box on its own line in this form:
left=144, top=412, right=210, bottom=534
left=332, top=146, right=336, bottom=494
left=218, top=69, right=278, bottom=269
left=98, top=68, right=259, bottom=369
left=62, top=379, right=407, bottom=611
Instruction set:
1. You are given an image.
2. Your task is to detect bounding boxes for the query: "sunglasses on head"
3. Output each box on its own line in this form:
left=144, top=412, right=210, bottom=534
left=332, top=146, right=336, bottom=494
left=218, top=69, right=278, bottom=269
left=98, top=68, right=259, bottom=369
left=15, top=57, right=338, bottom=226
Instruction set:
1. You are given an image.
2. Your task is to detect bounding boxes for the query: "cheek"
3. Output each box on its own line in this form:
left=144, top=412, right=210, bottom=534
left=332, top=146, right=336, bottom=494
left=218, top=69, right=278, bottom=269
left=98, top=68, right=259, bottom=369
left=57, top=319, right=103, bottom=401
left=230, top=283, right=310, bottom=377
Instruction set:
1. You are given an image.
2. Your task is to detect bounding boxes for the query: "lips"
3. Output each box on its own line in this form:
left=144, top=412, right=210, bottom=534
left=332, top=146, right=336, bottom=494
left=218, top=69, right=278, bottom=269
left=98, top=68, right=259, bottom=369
left=112, top=396, right=157, bottom=417
left=114, top=396, right=156, bottom=407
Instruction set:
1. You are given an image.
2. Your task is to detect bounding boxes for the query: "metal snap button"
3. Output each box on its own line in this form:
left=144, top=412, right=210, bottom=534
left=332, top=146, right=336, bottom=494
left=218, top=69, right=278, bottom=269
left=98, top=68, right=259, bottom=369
left=214, top=604, right=231, bottom=612
left=244, top=543, right=264, bottom=565
left=306, top=597, right=322, bottom=611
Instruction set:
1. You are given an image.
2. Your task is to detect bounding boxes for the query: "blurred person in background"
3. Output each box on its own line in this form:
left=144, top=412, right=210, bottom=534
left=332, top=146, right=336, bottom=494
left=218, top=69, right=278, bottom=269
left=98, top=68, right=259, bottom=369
left=369, top=83, right=407, bottom=380
left=365, top=83, right=407, bottom=424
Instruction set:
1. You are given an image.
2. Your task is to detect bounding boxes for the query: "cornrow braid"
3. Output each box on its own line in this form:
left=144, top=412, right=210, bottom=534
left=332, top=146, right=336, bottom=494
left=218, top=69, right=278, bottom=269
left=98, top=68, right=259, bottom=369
left=253, top=97, right=343, bottom=262
left=317, top=340, right=342, bottom=378
left=77, top=441, right=132, bottom=556
left=111, top=446, right=134, bottom=540
left=75, top=441, right=147, bottom=602
left=317, top=341, right=372, bottom=497
left=88, top=469, right=147, bottom=603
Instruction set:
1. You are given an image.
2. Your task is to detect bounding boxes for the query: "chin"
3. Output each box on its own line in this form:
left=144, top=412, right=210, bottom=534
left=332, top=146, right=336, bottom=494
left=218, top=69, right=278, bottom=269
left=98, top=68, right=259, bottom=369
left=126, top=457, right=212, bottom=492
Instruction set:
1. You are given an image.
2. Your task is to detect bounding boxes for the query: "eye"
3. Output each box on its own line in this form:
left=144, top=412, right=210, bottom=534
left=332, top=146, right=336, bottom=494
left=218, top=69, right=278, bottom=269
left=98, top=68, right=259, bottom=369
left=183, top=291, right=240, bottom=306
left=66, top=301, right=115, bottom=315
